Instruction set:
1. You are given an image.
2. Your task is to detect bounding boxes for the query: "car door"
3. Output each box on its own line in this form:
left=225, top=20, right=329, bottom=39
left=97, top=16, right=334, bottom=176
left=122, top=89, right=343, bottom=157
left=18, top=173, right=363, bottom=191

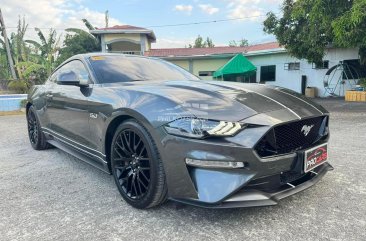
left=46, top=60, right=93, bottom=148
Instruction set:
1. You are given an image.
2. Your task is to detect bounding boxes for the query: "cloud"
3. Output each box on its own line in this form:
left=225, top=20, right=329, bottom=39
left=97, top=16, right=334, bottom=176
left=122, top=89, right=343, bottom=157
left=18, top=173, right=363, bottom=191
left=229, top=6, right=263, bottom=19
left=224, top=0, right=264, bottom=21
left=198, top=4, right=219, bottom=15
left=174, top=4, right=193, bottom=14
left=0, top=0, right=123, bottom=41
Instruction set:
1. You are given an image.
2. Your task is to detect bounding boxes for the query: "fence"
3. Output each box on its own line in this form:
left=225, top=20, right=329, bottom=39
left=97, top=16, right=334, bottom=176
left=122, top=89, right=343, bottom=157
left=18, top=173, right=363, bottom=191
left=0, top=94, right=27, bottom=111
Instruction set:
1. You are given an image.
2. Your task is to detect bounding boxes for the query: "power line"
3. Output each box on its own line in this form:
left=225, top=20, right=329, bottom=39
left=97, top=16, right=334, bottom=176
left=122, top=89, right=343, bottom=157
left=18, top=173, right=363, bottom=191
left=4, top=12, right=280, bottom=31
left=4, top=27, right=69, bottom=31
left=144, top=13, right=277, bottom=28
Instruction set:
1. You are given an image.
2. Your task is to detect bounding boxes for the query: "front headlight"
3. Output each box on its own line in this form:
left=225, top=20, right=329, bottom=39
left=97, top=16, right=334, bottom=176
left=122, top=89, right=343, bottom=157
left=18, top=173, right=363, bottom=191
left=164, top=118, right=244, bottom=138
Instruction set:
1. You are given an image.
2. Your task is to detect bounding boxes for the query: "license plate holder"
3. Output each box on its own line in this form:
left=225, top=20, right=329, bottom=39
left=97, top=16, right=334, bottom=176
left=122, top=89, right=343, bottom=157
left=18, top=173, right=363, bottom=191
left=304, top=143, right=328, bottom=173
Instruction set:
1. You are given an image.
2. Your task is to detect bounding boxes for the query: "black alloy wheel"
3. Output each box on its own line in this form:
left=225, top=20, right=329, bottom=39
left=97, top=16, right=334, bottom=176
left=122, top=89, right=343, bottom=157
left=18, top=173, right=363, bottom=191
left=27, top=109, right=38, bottom=145
left=27, top=106, right=49, bottom=150
left=114, top=129, right=151, bottom=199
left=111, top=120, right=167, bottom=209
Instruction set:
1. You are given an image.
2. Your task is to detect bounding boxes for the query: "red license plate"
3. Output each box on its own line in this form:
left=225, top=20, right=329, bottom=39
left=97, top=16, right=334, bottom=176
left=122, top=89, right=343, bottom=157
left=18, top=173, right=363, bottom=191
left=304, top=143, right=328, bottom=173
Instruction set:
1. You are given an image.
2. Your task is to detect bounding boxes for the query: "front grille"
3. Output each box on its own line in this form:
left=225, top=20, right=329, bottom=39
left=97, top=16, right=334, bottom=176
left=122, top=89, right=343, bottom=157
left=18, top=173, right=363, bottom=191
left=255, top=116, right=328, bottom=158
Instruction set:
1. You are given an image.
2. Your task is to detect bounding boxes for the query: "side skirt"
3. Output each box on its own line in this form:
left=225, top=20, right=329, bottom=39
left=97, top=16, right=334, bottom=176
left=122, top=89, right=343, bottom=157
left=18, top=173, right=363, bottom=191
left=43, top=131, right=111, bottom=174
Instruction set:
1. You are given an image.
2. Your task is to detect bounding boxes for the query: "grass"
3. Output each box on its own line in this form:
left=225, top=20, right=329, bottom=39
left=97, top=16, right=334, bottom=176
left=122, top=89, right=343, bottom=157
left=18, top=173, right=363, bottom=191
left=0, top=110, right=25, bottom=116
left=0, top=90, right=16, bottom=95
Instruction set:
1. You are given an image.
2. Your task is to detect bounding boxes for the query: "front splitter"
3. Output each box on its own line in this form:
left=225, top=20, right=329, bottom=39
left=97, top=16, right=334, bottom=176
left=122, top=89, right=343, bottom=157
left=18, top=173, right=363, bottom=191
left=171, top=162, right=333, bottom=208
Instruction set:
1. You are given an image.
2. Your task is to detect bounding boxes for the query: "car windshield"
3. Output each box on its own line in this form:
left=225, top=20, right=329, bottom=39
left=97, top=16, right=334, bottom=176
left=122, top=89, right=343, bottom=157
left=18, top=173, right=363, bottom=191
left=89, top=55, right=200, bottom=83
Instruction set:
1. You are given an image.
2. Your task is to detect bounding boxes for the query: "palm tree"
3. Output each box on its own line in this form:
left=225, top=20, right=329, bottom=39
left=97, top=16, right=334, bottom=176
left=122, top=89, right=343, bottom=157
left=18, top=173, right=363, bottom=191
left=10, top=17, right=30, bottom=79
left=0, top=17, right=39, bottom=81
left=26, top=28, right=61, bottom=75
left=82, top=18, right=95, bottom=31
left=0, top=46, right=10, bottom=79
left=81, top=10, right=109, bottom=30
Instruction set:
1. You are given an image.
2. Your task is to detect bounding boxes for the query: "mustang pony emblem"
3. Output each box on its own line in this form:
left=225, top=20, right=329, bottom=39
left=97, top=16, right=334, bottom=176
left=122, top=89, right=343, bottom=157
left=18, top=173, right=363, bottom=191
left=301, top=124, right=314, bottom=136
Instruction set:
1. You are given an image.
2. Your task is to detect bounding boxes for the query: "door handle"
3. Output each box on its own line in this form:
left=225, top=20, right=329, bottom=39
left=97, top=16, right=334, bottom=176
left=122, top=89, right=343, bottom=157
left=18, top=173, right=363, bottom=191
left=46, top=94, right=53, bottom=99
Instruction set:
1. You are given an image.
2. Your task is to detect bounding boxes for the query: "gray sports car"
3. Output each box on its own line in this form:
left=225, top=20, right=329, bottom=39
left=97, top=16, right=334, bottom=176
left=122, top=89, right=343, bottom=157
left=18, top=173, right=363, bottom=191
left=26, top=53, right=333, bottom=209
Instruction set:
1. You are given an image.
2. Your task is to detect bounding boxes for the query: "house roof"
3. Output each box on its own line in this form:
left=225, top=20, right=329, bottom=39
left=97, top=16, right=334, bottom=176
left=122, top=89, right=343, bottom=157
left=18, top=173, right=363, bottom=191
left=90, top=25, right=156, bottom=41
left=145, top=42, right=283, bottom=58
left=95, top=25, right=148, bottom=31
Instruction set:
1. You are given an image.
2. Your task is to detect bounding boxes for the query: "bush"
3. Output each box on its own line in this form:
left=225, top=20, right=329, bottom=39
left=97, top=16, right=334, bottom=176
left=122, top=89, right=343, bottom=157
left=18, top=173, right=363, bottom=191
left=20, top=99, right=28, bottom=108
left=0, top=79, right=10, bottom=90
left=359, top=78, right=366, bottom=88
left=7, top=80, right=28, bottom=94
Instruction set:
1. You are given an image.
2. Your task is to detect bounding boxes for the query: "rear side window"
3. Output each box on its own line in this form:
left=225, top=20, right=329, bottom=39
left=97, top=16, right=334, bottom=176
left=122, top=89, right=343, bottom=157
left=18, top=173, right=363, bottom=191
left=88, top=55, right=200, bottom=83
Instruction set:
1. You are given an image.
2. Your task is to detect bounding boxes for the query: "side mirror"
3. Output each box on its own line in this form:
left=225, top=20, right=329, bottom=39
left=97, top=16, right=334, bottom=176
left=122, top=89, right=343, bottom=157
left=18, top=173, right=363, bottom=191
left=57, top=71, right=89, bottom=87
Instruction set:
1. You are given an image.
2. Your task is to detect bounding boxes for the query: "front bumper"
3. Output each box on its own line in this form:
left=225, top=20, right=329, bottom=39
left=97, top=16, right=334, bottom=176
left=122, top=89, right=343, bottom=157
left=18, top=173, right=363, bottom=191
left=156, top=115, right=331, bottom=208
left=171, top=162, right=333, bottom=208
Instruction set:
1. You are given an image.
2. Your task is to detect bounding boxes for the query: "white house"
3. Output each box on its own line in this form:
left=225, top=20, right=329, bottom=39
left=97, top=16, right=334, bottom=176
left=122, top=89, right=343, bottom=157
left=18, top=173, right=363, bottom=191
left=91, top=25, right=364, bottom=97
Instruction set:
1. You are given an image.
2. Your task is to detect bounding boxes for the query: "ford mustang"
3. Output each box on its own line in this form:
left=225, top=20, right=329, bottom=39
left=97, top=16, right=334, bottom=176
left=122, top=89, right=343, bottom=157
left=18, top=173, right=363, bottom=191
left=26, top=53, right=333, bottom=209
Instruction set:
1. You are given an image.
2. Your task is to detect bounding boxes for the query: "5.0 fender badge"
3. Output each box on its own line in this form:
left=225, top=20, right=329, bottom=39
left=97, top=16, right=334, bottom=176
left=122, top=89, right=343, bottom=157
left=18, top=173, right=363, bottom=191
left=90, top=113, right=98, bottom=119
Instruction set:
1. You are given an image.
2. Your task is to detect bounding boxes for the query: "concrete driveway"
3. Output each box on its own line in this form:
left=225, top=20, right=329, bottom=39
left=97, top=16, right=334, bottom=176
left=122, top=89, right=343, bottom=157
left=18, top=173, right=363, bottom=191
left=0, top=99, right=365, bottom=241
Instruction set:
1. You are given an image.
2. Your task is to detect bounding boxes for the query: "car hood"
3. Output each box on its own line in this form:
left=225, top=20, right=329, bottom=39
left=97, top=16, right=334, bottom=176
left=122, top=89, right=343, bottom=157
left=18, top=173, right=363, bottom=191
left=107, top=80, right=328, bottom=123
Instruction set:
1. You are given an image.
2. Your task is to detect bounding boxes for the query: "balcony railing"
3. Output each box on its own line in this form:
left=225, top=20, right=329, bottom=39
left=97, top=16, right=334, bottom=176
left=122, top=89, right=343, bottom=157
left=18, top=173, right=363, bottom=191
left=107, top=51, right=143, bottom=55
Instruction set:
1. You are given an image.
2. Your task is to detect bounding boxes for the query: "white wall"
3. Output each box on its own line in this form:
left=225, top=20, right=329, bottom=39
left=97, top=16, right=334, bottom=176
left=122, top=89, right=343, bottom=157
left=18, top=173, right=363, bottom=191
left=247, top=48, right=359, bottom=97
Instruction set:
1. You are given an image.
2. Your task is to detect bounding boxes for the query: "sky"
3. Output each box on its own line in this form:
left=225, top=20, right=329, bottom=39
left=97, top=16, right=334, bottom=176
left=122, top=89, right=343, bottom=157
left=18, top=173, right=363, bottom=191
left=0, top=0, right=283, bottom=48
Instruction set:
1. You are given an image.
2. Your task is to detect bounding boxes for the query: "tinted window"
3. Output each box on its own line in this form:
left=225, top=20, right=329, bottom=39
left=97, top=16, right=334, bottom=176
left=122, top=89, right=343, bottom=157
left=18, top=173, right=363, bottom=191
left=55, top=60, right=90, bottom=83
left=260, top=65, right=276, bottom=82
left=199, top=71, right=215, bottom=76
left=89, top=56, right=200, bottom=83
left=312, top=60, right=329, bottom=69
left=342, top=59, right=366, bottom=79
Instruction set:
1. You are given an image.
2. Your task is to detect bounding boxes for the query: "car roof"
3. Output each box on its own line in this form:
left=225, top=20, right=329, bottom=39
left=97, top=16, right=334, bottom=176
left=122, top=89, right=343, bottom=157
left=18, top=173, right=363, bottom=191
left=71, top=53, right=156, bottom=61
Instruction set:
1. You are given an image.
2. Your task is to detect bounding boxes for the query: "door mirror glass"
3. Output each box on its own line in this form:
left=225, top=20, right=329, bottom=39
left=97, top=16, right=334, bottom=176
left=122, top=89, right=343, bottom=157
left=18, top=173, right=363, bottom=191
left=57, top=71, right=79, bottom=85
left=57, top=70, right=89, bottom=87
left=55, top=60, right=91, bottom=87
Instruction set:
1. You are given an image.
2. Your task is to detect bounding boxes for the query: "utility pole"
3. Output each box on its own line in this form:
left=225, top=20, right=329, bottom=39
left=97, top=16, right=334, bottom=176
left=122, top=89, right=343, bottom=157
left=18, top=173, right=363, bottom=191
left=105, top=10, right=109, bottom=28
left=0, top=8, right=17, bottom=79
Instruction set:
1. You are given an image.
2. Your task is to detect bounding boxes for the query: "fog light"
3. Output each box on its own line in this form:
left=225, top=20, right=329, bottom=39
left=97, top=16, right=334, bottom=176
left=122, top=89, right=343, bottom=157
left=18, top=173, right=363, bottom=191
left=185, top=158, right=245, bottom=169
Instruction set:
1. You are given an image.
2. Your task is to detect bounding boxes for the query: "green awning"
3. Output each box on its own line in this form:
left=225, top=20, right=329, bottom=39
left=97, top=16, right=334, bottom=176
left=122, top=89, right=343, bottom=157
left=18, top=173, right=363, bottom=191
left=213, top=54, right=256, bottom=78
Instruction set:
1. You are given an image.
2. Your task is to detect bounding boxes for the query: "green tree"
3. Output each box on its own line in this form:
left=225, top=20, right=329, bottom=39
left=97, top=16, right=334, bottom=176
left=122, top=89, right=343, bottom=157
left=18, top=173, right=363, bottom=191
left=263, top=0, right=365, bottom=64
left=205, top=37, right=214, bottom=48
left=0, top=49, right=10, bottom=79
left=4, top=17, right=33, bottom=79
left=26, top=28, right=61, bottom=75
left=189, top=35, right=205, bottom=48
left=0, top=41, right=10, bottom=78
left=82, top=18, right=96, bottom=31
left=1, top=17, right=47, bottom=92
left=189, top=35, right=215, bottom=48
left=57, top=29, right=100, bottom=65
left=332, top=0, right=366, bottom=64
left=229, top=38, right=249, bottom=47
left=1, top=17, right=60, bottom=92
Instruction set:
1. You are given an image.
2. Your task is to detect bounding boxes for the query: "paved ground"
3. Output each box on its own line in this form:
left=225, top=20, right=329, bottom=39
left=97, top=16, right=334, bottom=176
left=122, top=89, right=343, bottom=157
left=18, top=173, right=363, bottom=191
left=0, top=99, right=365, bottom=241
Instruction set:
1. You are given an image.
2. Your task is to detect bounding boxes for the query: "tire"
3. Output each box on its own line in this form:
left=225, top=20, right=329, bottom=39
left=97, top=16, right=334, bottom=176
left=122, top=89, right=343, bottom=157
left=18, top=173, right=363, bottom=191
left=111, top=119, right=167, bottom=209
left=27, top=106, right=50, bottom=150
